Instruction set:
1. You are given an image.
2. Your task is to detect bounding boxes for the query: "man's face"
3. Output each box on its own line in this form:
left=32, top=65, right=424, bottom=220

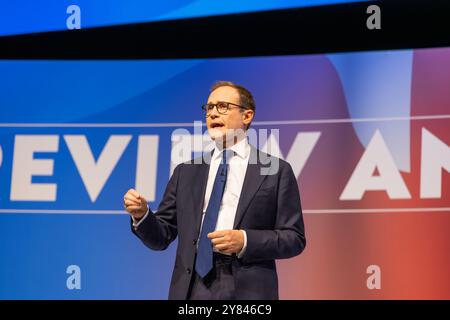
left=206, top=86, right=253, bottom=143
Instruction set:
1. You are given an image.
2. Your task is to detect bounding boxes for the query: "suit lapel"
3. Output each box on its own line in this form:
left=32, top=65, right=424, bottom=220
left=191, top=151, right=212, bottom=235
left=233, top=146, right=267, bottom=229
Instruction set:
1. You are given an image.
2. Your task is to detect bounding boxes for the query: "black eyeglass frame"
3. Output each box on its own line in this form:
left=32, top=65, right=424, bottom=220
left=201, top=101, right=248, bottom=115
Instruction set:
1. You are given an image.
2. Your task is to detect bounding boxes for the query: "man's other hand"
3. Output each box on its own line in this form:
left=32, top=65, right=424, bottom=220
left=209, top=230, right=244, bottom=254
left=124, top=189, right=148, bottom=220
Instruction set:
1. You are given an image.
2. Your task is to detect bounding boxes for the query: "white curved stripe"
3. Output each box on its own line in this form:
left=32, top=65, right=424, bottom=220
left=0, top=207, right=449, bottom=214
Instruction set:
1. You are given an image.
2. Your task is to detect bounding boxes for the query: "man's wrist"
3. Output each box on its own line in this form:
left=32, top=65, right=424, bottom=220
left=237, top=229, right=247, bottom=258
left=132, top=206, right=150, bottom=228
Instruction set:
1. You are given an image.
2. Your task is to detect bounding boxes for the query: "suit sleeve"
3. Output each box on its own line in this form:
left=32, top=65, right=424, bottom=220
left=242, top=162, right=306, bottom=263
left=130, top=164, right=181, bottom=251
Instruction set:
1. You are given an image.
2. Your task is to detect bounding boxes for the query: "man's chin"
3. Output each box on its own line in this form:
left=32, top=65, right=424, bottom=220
left=208, top=128, right=226, bottom=141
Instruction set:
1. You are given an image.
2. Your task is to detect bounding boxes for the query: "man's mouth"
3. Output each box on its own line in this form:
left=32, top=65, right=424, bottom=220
left=210, top=123, right=225, bottom=129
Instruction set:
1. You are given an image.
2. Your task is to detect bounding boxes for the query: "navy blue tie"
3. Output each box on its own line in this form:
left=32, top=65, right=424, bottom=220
left=195, top=149, right=232, bottom=278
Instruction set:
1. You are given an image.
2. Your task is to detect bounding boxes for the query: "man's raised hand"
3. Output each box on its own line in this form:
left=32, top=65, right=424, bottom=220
left=123, top=189, right=148, bottom=220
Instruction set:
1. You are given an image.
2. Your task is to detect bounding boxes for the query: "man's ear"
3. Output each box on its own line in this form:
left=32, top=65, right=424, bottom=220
left=243, top=110, right=254, bottom=126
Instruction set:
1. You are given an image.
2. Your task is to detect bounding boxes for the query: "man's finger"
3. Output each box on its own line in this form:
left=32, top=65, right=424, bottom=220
left=125, top=194, right=141, bottom=203
left=208, top=230, right=227, bottom=239
left=211, top=237, right=227, bottom=245
left=219, top=248, right=234, bottom=254
left=125, top=192, right=140, bottom=201
left=124, top=199, right=140, bottom=206
left=125, top=205, right=142, bottom=212
left=214, top=243, right=229, bottom=251
left=129, top=189, right=140, bottom=198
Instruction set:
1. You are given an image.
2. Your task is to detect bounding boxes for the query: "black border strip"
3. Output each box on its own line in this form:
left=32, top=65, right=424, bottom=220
left=0, top=0, right=449, bottom=59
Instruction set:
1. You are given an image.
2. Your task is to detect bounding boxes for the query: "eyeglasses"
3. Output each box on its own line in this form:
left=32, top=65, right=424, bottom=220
left=201, top=101, right=246, bottom=116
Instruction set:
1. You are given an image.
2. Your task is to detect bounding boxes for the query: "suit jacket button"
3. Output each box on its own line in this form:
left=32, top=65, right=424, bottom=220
left=192, top=239, right=197, bottom=245
left=186, top=268, right=191, bottom=274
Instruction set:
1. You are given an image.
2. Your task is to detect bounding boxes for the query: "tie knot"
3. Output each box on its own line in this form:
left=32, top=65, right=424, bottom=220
left=222, top=149, right=234, bottom=164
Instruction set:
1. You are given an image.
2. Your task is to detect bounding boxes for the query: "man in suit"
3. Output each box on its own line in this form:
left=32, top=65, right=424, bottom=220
left=123, top=81, right=306, bottom=300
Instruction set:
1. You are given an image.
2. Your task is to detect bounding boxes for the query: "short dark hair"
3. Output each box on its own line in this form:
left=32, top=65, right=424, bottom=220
left=210, top=81, right=255, bottom=129
left=210, top=81, right=256, bottom=112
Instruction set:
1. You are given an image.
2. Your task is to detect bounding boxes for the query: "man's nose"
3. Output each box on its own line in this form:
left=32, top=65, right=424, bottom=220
left=209, top=108, right=220, bottom=118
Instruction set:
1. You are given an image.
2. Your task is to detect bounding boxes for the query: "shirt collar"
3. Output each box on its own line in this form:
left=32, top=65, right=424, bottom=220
left=212, top=136, right=250, bottom=161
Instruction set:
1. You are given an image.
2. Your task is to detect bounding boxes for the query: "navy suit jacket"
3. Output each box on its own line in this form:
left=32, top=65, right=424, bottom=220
left=132, top=146, right=306, bottom=299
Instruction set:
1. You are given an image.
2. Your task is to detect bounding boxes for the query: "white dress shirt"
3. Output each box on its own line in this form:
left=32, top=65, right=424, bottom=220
left=201, top=137, right=250, bottom=257
left=133, top=137, right=250, bottom=257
